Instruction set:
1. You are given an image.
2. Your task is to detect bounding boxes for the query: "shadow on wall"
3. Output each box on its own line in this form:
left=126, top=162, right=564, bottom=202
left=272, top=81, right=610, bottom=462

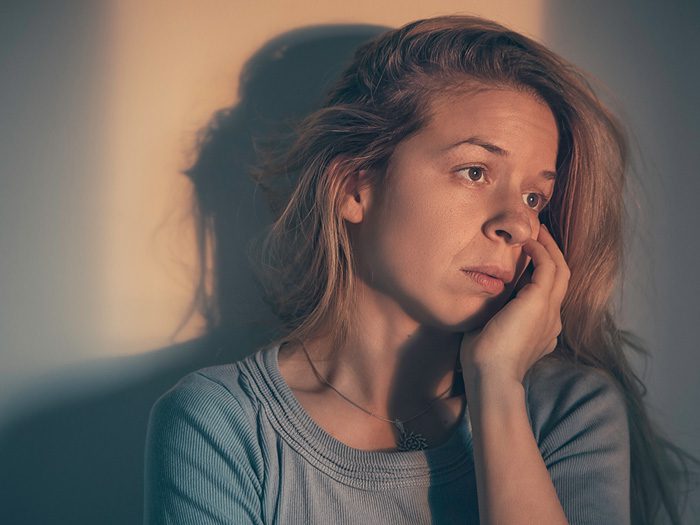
left=0, top=24, right=388, bottom=525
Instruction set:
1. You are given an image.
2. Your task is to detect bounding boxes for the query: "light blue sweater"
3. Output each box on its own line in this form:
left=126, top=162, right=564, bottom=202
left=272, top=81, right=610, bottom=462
left=144, top=343, right=631, bottom=524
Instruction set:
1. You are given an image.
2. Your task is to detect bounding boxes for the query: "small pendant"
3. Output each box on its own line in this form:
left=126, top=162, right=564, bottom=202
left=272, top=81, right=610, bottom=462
left=393, top=419, right=428, bottom=451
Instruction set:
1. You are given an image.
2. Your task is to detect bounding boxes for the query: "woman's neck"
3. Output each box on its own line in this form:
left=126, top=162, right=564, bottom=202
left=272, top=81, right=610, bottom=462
left=282, top=324, right=464, bottom=419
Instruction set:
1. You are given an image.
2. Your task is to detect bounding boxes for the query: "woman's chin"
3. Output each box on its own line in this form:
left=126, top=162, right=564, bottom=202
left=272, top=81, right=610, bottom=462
left=434, top=305, right=494, bottom=333
left=453, top=296, right=508, bottom=332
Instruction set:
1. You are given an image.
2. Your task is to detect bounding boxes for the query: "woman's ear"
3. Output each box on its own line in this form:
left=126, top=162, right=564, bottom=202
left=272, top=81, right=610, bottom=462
left=339, top=168, right=373, bottom=224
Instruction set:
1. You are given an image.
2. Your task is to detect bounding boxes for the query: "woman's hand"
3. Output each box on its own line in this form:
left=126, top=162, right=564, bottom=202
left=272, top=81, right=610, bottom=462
left=460, top=223, right=570, bottom=385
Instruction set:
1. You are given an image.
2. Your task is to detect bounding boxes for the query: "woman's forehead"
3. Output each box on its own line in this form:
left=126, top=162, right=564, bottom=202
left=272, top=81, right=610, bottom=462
left=415, top=88, right=559, bottom=159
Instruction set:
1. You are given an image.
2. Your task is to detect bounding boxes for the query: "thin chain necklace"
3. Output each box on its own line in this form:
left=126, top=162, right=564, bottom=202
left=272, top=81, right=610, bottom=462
left=297, top=339, right=463, bottom=452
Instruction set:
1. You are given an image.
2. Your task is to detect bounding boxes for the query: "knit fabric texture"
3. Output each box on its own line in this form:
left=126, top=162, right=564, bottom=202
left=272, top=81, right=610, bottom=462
left=144, top=343, right=631, bottom=524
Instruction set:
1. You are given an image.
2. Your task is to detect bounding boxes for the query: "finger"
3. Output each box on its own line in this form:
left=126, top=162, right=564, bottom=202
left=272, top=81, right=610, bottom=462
left=520, top=233, right=556, bottom=294
left=512, top=262, right=532, bottom=296
left=537, top=224, right=570, bottom=304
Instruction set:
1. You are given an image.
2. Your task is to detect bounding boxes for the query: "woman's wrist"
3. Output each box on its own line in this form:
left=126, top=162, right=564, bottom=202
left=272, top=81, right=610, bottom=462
left=462, top=362, right=526, bottom=411
left=461, top=355, right=525, bottom=388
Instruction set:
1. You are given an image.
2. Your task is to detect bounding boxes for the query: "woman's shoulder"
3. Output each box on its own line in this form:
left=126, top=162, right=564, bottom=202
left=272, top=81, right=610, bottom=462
left=155, top=364, right=248, bottom=414
left=520, top=355, right=631, bottom=522
left=524, top=352, right=625, bottom=397
left=147, top=347, right=275, bottom=443
left=144, top=352, right=270, bottom=520
left=523, top=353, right=629, bottom=446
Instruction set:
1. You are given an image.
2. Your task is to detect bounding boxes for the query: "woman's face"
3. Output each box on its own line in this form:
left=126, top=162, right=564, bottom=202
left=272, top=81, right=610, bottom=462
left=353, top=87, right=559, bottom=332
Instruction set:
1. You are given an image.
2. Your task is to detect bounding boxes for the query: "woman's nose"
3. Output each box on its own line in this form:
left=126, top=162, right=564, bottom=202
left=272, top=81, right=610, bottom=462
left=483, top=204, right=534, bottom=246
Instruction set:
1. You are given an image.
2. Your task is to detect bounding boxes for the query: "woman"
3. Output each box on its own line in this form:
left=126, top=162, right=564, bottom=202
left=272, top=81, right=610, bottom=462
left=144, top=15, right=698, bottom=524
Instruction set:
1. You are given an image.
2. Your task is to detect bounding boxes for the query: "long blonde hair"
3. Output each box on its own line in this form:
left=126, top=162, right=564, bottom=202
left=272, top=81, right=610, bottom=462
left=189, top=15, right=699, bottom=524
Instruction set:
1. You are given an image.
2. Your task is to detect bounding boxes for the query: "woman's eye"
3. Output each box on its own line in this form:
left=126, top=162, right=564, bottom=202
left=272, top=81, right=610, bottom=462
left=459, top=166, right=485, bottom=182
left=524, top=192, right=550, bottom=212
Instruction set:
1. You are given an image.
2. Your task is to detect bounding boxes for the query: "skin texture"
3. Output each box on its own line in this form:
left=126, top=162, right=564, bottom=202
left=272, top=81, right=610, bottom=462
left=278, top=87, right=567, bottom=456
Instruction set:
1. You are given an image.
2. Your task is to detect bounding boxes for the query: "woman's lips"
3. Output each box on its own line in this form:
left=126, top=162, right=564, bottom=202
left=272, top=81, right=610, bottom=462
left=461, top=270, right=505, bottom=294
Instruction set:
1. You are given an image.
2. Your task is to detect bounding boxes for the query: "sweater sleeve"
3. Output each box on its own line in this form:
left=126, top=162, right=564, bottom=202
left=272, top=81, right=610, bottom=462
left=144, top=371, right=264, bottom=525
left=524, top=357, right=631, bottom=525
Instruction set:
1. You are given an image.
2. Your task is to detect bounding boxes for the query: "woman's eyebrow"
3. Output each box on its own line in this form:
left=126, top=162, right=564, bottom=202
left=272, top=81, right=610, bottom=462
left=444, top=135, right=557, bottom=180
left=446, top=136, right=509, bottom=156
